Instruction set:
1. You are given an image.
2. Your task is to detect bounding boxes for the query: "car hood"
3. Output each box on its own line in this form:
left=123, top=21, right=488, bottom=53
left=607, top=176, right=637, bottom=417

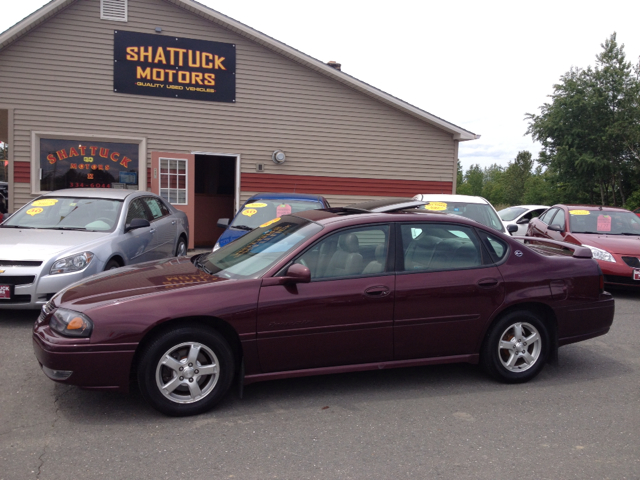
left=571, top=233, right=640, bottom=254
left=0, top=228, right=108, bottom=260
left=56, top=255, right=230, bottom=307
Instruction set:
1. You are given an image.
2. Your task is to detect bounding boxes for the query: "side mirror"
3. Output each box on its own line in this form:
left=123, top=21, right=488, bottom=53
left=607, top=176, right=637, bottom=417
left=507, top=224, right=518, bottom=234
left=285, top=263, right=311, bottom=283
left=516, top=218, right=530, bottom=225
left=125, top=217, right=150, bottom=232
left=217, top=218, right=229, bottom=229
left=548, top=224, right=564, bottom=233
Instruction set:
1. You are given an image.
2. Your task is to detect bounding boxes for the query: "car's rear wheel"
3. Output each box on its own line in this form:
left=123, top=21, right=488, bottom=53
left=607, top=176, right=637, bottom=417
left=137, top=326, right=234, bottom=416
left=481, top=311, right=549, bottom=383
left=175, top=237, right=187, bottom=257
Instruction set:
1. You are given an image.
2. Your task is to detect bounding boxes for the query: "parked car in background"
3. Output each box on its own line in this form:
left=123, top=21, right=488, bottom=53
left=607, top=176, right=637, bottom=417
left=634, top=208, right=640, bottom=218
left=213, top=192, right=330, bottom=251
left=412, top=194, right=506, bottom=233
left=0, top=181, right=7, bottom=214
left=0, top=188, right=189, bottom=309
left=33, top=198, right=613, bottom=416
left=499, top=205, right=549, bottom=236
left=526, top=204, right=640, bottom=287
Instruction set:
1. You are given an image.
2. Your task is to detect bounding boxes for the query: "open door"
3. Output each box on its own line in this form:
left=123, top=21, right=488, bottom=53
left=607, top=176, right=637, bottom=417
left=151, top=151, right=195, bottom=249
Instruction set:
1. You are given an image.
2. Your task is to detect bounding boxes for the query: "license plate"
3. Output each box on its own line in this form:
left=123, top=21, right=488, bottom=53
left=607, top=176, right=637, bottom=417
left=0, top=285, right=11, bottom=300
left=634, top=269, right=640, bottom=281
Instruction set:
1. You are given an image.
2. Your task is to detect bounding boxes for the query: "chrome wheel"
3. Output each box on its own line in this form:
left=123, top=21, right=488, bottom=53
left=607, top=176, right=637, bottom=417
left=497, top=322, right=542, bottom=373
left=155, top=342, right=220, bottom=404
left=176, top=238, right=187, bottom=257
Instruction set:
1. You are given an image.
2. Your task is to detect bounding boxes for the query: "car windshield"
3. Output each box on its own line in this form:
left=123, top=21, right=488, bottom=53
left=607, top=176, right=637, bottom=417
left=498, top=206, right=527, bottom=222
left=2, top=196, right=123, bottom=232
left=569, top=209, right=640, bottom=235
left=230, top=200, right=324, bottom=229
left=422, top=201, right=505, bottom=232
left=199, top=215, right=322, bottom=279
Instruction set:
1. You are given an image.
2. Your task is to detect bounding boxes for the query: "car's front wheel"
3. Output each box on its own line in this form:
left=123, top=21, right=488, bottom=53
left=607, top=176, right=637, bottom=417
left=175, top=237, right=187, bottom=257
left=137, top=326, right=235, bottom=416
left=481, top=311, right=549, bottom=383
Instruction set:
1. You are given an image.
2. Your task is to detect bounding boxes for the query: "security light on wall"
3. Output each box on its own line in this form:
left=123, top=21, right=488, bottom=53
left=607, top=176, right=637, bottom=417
left=272, top=150, right=286, bottom=164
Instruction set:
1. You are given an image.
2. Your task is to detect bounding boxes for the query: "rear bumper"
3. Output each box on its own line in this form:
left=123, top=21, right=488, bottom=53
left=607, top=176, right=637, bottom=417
left=557, top=292, right=615, bottom=345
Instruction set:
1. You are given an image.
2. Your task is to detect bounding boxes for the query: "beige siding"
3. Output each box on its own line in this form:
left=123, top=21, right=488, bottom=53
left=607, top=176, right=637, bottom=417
left=0, top=0, right=457, bottom=209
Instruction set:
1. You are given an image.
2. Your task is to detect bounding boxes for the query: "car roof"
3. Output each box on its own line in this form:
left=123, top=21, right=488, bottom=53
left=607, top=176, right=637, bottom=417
left=413, top=194, right=490, bottom=205
left=247, top=192, right=326, bottom=202
left=503, top=204, right=549, bottom=210
left=294, top=199, right=492, bottom=230
left=40, top=188, right=146, bottom=200
left=555, top=204, right=631, bottom=213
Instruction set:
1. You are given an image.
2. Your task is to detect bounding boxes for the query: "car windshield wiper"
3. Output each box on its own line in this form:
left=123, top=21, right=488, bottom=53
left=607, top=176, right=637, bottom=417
left=51, top=226, right=87, bottom=231
left=1, top=225, right=37, bottom=229
left=231, top=224, right=254, bottom=231
left=194, top=255, right=213, bottom=275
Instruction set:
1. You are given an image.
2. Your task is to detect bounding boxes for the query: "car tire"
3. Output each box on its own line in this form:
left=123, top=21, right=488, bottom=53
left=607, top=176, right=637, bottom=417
left=137, top=326, right=235, bottom=417
left=104, top=259, right=121, bottom=271
left=175, top=237, right=187, bottom=257
left=481, top=310, right=549, bottom=384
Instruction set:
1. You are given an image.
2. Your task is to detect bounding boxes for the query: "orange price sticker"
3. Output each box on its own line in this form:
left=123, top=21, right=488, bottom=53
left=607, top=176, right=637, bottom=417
left=26, top=208, right=44, bottom=216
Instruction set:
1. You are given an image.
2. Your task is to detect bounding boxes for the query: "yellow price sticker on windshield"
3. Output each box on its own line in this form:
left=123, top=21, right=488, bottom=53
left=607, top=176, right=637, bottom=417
left=424, top=202, right=447, bottom=211
left=244, top=203, right=267, bottom=208
left=32, top=199, right=58, bottom=207
left=569, top=210, right=590, bottom=215
left=242, top=208, right=258, bottom=217
left=26, top=208, right=44, bottom=216
left=260, top=217, right=281, bottom=228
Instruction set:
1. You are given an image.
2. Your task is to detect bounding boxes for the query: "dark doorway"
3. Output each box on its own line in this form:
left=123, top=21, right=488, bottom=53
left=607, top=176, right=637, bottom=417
left=193, top=154, right=236, bottom=247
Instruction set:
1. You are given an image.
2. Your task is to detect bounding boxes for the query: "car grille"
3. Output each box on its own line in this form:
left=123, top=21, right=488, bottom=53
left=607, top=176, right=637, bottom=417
left=621, top=256, right=640, bottom=268
left=604, top=274, right=640, bottom=286
left=0, top=276, right=36, bottom=285
left=38, top=298, right=57, bottom=323
left=0, top=260, right=43, bottom=267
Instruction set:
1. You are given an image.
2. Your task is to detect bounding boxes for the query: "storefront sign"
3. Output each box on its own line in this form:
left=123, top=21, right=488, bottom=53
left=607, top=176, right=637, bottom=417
left=113, top=30, right=236, bottom=102
left=39, top=138, right=139, bottom=191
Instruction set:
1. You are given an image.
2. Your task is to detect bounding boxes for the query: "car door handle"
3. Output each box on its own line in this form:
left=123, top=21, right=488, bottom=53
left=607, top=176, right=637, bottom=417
left=172, top=220, right=176, bottom=225
left=150, top=228, right=156, bottom=234
left=364, top=286, right=390, bottom=297
left=477, top=278, right=499, bottom=288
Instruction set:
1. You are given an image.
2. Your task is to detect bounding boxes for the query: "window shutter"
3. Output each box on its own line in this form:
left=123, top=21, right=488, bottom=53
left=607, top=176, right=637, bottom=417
left=101, top=0, right=128, bottom=22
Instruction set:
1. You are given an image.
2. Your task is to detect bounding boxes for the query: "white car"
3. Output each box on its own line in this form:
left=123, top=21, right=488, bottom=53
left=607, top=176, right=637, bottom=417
left=412, top=194, right=506, bottom=233
left=0, top=188, right=189, bottom=309
left=498, top=205, right=549, bottom=236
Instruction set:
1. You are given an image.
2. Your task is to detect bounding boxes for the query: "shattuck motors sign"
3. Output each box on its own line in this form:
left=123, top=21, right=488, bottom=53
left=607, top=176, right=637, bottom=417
left=113, top=30, right=236, bottom=102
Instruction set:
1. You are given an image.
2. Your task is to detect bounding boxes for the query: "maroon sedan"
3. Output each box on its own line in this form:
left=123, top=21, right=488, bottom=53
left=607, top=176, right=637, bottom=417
left=33, top=199, right=614, bottom=416
left=526, top=204, right=640, bottom=287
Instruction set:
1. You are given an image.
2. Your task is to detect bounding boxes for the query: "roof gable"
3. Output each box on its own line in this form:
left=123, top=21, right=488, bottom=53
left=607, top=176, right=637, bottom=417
left=0, top=0, right=479, bottom=141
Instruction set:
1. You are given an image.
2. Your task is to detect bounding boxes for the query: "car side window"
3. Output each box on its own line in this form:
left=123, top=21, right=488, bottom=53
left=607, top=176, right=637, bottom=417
left=475, top=231, right=509, bottom=264
left=295, top=225, right=390, bottom=280
left=550, top=209, right=566, bottom=229
left=126, top=198, right=151, bottom=224
left=143, top=197, right=170, bottom=220
left=401, top=223, right=482, bottom=272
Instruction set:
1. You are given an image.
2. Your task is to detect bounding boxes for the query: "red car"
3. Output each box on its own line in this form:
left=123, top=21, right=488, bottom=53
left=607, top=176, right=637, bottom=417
left=527, top=204, right=640, bottom=287
left=33, top=199, right=614, bottom=416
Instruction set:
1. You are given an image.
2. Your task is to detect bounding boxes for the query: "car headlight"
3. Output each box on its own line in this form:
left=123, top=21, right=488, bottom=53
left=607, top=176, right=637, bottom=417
left=50, top=252, right=94, bottom=274
left=212, top=242, right=221, bottom=252
left=49, top=308, right=93, bottom=338
left=583, top=245, right=616, bottom=263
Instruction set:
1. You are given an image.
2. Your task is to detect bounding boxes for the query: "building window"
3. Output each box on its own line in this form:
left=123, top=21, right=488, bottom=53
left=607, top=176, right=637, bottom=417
left=160, top=158, right=187, bottom=205
left=39, top=138, right=139, bottom=191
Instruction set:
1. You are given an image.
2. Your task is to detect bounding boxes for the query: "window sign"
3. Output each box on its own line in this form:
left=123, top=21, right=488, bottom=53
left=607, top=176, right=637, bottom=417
left=40, top=138, right=139, bottom=191
left=113, top=30, right=236, bottom=102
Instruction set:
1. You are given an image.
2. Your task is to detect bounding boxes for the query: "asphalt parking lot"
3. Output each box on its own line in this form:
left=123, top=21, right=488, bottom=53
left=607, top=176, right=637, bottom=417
left=1, top=289, right=639, bottom=480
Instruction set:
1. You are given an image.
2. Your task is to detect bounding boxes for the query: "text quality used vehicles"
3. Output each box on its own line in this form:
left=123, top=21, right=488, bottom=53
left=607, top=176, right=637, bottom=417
left=526, top=204, right=640, bottom=287
left=0, top=188, right=189, bottom=309
left=33, top=199, right=614, bottom=416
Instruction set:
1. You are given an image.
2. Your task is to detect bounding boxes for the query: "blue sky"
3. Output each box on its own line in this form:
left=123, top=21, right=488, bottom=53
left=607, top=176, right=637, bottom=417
left=3, top=0, right=640, bottom=172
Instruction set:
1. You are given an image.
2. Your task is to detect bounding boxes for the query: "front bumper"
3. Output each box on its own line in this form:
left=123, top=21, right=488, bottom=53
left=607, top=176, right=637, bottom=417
left=0, top=262, right=101, bottom=309
left=32, top=327, right=136, bottom=392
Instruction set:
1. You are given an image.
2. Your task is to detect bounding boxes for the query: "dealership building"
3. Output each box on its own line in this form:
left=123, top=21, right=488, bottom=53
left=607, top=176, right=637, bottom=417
left=0, top=0, right=478, bottom=248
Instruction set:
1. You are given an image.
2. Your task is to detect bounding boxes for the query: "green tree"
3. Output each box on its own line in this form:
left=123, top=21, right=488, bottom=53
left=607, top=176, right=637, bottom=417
left=526, top=33, right=640, bottom=206
left=503, top=151, right=534, bottom=205
left=464, top=164, right=484, bottom=196
left=481, top=163, right=506, bottom=205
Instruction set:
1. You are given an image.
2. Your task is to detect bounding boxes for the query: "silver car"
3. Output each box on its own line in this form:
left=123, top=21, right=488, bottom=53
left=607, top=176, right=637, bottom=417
left=0, top=188, right=189, bottom=309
